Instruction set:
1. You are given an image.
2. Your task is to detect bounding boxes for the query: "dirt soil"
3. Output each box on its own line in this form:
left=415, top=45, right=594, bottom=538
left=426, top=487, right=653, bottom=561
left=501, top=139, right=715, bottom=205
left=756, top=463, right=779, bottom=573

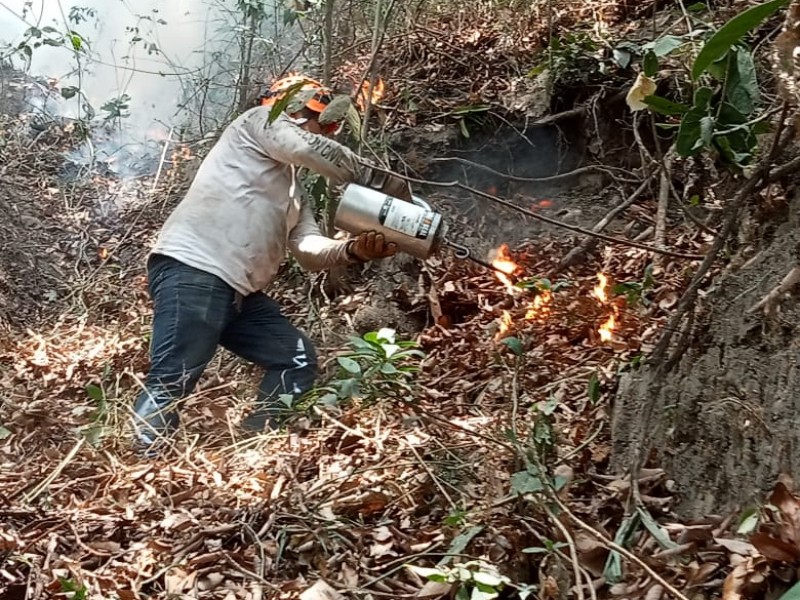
left=612, top=193, right=800, bottom=518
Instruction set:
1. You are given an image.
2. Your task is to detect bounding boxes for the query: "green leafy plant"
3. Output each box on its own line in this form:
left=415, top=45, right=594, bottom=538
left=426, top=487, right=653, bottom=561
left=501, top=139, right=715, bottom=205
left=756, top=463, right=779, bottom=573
left=612, top=263, right=655, bottom=307
left=314, top=328, right=425, bottom=406
left=529, top=33, right=604, bottom=86
left=100, top=94, right=132, bottom=123
left=522, top=538, right=568, bottom=555
left=407, top=560, right=513, bottom=600
left=58, top=577, right=88, bottom=600
left=642, top=0, right=788, bottom=167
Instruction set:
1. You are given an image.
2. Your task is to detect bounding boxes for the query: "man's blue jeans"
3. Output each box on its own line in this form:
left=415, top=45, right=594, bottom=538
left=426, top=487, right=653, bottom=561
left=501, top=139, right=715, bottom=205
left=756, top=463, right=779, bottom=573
left=132, top=254, right=318, bottom=446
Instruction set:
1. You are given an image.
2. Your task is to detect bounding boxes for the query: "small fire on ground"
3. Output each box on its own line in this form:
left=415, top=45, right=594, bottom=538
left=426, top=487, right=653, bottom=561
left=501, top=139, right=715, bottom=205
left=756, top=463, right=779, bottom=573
left=492, top=244, right=553, bottom=337
left=356, top=77, right=386, bottom=111
left=592, top=273, right=618, bottom=342
left=490, top=244, right=617, bottom=343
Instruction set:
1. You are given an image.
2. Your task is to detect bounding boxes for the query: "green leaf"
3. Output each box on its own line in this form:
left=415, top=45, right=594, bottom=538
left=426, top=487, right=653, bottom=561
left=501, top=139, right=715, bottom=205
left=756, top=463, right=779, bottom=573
left=337, top=356, right=361, bottom=374
left=700, top=115, right=715, bottom=146
left=320, top=393, right=339, bottom=406
left=345, top=103, right=362, bottom=137
left=726, top=47, right=760, bottom=114
left=613, top=48, right=631, bottom=69
left=405, top=565, right=449, bottom=582
left=522, top=546, right=550, bottom=554
left=380, top=362, right=398, bottom=375
left=266, top=80, right=310, bottom=124
left=588, top=372, right=601, bottom=403
left=471, top=585, right=500, bottom=600
left=676, top=87, right=714, bottom=156
left=86, top=384, right=104, bottom=403
left=644, top=35, right=686, bottom=58
left=61, top=86, right=80, bottom=100
left=643, top=51, right=659, bottom=77
left=777, top=580, right=800, bottom=600
left=471, top=570, right=505, bottom=588
left=501, top=336, right=523, bottom=356
left=604, top=513, right=640, bottom=583
left=70, top=32, right=83, bottom=51
left=510, top=470, right=544, bottom=495
left=643, top=95, right=689, bottom=116
left=637, top=506, right=679, bottom=550
left=452, top=104, right=490, bottom=115
left=737, top=508, right=760, bottom=535
left=459, top=118, right=470, bottom=138
left=437, top=528, right=483, bottom=567
left=0, top=425, right=12, bottom=440
left=691, top=0, right=790, bottom=80
left=318, top=94, right=352, bottom=125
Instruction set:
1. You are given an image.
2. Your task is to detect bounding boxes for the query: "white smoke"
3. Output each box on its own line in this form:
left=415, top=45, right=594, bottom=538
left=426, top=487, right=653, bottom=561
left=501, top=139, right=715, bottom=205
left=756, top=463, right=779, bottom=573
left=0, top=0, right=309, bottom=177
left=0, top=0, right=290, bottom=141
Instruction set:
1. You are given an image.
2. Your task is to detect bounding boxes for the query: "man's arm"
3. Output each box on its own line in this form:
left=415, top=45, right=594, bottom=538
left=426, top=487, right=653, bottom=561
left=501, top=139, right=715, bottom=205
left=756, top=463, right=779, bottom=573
left=254, top=113, right=364, bottom=185
left=287, top=200, right=354, bottom=271
left=252, top=112, right=411, bottom=199
left=288, top=200, right=397, bottom=271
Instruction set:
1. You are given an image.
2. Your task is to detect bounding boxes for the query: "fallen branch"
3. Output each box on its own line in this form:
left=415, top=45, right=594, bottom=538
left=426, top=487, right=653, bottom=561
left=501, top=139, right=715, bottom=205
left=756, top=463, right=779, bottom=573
left=557, top=172, right=656, bottom=270
left=373, top=167, right=705, bottom=260
left=550, top=495, right=691, bottom=600
left=746, top=263, right=800, bottom=316
left=427, top=158, right=638, bottom=184
left=23, top=437, right=85, bottom=504
left=654, top=151, right=673, bottom=262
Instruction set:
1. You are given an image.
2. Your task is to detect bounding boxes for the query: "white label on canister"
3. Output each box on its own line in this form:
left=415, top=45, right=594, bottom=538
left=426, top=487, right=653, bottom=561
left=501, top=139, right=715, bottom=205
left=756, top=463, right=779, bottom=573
left=381, top=198, right=426, bottom=237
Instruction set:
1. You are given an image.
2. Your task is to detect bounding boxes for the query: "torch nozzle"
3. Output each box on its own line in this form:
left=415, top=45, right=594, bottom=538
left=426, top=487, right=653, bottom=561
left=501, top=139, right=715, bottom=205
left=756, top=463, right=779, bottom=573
left=444, top=239, right=503, bottom=272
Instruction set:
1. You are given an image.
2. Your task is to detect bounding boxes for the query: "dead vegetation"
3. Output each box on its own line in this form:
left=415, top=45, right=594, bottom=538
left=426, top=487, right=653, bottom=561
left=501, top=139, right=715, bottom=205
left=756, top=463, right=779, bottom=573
left=5, top=0, right=800, bottom=599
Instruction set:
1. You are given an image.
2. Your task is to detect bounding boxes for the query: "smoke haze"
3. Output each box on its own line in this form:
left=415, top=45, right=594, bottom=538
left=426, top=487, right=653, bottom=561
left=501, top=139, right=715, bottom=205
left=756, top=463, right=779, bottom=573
left=0, top=0, right=243, bottom=138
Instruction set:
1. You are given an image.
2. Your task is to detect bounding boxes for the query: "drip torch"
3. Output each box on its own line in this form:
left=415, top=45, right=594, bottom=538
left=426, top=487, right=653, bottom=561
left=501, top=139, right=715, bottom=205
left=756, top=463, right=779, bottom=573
left=334, top=183, right=498, bottom=270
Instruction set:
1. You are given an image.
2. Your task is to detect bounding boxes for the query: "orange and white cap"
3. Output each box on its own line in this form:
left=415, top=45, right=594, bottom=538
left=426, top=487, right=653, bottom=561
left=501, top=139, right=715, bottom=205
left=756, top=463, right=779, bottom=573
left=260, top=74, right=333, bottom=114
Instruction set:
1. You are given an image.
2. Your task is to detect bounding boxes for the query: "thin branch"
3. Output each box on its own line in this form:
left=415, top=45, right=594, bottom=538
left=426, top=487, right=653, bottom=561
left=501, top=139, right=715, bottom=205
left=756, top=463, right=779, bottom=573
left=550, top=495, right=691, bottom=600
left=428, top=157, right=640, bottom=184
left=368, top=165, right=705, bottom=260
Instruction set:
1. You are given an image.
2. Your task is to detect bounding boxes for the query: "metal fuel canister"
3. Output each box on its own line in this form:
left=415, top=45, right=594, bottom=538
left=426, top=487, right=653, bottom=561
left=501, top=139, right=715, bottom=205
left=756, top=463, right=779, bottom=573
left=334, top=183, right=447, bottom=260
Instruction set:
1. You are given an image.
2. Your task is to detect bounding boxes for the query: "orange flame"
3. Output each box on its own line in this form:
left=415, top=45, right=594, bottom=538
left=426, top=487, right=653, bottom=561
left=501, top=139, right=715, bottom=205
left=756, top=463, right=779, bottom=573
left=356, top=77, right=385, bottom=110
left=525, top=290, right=552, bottom=320
left=492, top=244, right=521, bottom=294
left=498, top=310, right=513, bottom=336
left=592, top=273, right=609, bottom=304
left=598, top=313, right=616, bottom=342
left=592, top=273, right=618, bottom=342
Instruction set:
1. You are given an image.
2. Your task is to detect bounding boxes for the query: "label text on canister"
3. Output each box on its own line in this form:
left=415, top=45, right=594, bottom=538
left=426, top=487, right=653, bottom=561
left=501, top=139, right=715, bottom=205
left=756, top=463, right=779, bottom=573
left=379, top=197, right=431, bottom=239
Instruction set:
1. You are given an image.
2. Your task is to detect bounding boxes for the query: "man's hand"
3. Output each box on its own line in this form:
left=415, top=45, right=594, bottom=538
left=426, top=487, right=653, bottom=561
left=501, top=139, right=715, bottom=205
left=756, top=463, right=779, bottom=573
left=347, top=231, right=397, bottom=262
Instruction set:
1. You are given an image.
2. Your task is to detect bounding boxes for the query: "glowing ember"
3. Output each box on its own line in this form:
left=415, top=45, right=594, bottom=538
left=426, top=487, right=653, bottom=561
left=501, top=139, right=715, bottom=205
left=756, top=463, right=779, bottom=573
left=592, top=273, right=609, bottom=304
left=492, top=244, right=521, bottom=294
left=598, top=313, right=616, bottom=342
left=356, top=77, right=386, bottom=110
left=498, top=310, right=513, bottom=336
left=525, top=290, right=552, bottom=320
